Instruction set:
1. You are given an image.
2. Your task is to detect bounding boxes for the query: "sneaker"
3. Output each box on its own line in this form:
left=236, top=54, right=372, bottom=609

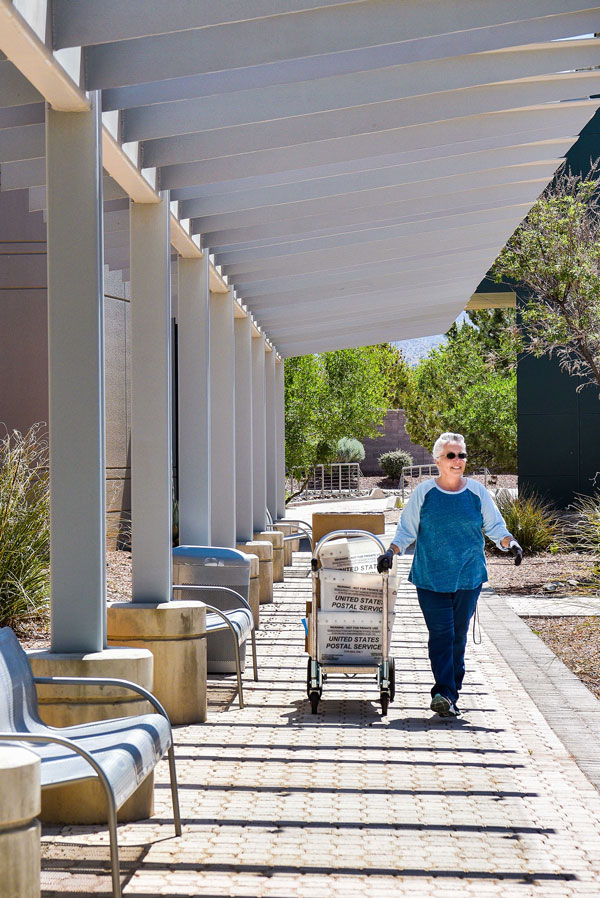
left=430, top=693, right=460, bottom=717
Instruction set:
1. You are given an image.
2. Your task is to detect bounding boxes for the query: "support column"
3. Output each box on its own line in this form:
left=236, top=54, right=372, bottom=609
left=210, top=287, right=236, bottom=546
left=235, top=315, right=253, bottom=543
left=275, top=357, right=286, bottom=520
left=130, top=194, right=173, bottom=602
left=265, top=345, right=277, bottom=522
left=107, top=199, right=208, bottom=727
left=177, top=255, right=211, bottom=545
left=42, top=96, right=159, bottom=818
left=46, top=94, right=105, bottom=653
left=252, top=332, right=267, bottom=533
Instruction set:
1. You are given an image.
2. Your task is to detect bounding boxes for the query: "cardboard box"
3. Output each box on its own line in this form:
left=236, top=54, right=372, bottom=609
left=312, top=512, right=385, bottom=547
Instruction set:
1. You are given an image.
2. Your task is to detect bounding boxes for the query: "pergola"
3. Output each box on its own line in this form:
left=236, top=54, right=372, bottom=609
left=1, top=0, right=600, bottom=658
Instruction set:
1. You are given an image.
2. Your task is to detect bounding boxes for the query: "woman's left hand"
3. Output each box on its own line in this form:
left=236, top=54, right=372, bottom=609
left=508, top=539, right=523, bottom=566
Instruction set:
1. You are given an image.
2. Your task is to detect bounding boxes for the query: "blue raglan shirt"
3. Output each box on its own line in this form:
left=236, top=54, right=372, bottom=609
left=391, top=479, right=511, bottom=592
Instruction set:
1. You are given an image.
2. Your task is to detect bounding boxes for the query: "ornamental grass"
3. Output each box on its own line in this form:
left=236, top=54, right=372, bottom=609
left=0, top=425, right=50, bottom=628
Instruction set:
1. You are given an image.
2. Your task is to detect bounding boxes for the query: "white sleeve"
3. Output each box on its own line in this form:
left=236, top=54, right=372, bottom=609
left=473, top=483, right=512, bottom=549
left=390, top=482, right=431, bottom=554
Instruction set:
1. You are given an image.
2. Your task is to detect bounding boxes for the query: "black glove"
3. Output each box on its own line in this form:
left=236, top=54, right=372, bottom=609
left=377, top=548, right=395, bottom=573
left=508, top=538, right=523, bottom=567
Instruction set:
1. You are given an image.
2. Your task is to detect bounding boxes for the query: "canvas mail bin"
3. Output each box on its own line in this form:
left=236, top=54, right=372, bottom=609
left=172, top=547, right=251, bottom=673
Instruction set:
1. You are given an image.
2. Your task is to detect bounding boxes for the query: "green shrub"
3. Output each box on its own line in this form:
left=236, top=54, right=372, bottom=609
left=0, top=425, right=50, bottom=628
left=378, top=449, right=413, bottom=481
left=336, top=437, right=365, bottom=463
left=493, top=488, right=559, bottom=554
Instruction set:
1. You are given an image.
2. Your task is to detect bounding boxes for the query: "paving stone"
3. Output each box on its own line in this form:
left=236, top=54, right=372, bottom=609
left=39, top=552, right=600, bottom=896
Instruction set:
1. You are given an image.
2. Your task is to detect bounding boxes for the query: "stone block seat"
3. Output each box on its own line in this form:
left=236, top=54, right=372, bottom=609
left=0, top=627, right=181, bottom=898
left=266, top=507, right=313, bottom=553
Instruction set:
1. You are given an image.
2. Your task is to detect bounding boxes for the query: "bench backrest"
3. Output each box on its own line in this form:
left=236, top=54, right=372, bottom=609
left=0, top=627, right=43, bottom=732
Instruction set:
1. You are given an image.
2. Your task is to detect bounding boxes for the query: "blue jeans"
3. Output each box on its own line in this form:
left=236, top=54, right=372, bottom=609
left=416, top=586, right=481, bottom=705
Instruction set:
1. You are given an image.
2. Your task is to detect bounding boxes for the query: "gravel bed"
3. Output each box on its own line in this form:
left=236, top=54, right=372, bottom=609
left=525, top=616, right=600, bottom=700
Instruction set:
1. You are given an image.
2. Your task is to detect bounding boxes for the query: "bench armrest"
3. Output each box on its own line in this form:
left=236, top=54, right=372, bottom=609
left=172, top=584, right=254, bottom=622
left=33, top=676, right=172, bottom=724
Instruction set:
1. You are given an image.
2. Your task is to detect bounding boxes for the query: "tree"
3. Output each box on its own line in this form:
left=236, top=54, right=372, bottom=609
left=400, top=316, right=517, bottom=471
left=284, top=344, right=402, bottom=495
left=492, top=163, right=600, bottom=393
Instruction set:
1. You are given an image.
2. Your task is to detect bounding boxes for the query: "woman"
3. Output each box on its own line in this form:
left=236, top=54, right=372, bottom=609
left=377, top=432, right=522, bottom=717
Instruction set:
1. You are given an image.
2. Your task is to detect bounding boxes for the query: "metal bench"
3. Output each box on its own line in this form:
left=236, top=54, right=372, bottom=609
left=172, top=584, right=258, bottom=709
left=0, top=626, right=181, bottom=898
left=266, top=508, right=313, bottom=550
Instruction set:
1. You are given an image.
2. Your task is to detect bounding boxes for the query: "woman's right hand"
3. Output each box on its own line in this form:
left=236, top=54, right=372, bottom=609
left=377, top=548, right=395, bottom=573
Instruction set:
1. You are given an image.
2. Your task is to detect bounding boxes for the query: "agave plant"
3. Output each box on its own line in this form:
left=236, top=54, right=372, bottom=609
left=494, top=488, right=559, bottom=554
left=0, top=425, right=50, bottom=628
left=569, top=492, right=600, bottom=555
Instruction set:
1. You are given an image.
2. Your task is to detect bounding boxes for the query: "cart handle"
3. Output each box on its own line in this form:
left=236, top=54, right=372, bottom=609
left=312, top=529, right=387, bottom=565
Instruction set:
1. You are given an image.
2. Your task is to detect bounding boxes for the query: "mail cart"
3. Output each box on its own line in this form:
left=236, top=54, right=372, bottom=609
left=307, top=530, right=397, bottom=716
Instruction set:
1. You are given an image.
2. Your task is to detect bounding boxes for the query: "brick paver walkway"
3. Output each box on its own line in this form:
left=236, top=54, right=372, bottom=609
left=41, top=556, right=600, bottom=896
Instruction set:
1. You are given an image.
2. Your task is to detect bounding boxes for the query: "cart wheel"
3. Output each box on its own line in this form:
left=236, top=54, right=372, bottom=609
left=310, top=692, right=320, bottom=714
left=380, top=692, right=389, bottom=716
left=389, top=657, right=396, bottom=704
left=306, top=658, right=312, bottom=698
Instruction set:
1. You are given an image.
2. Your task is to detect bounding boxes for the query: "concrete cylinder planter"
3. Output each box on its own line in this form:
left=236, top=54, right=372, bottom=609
left=0, top=746, right=41, bottom=898
left=107, top=601, right=207, bottom=724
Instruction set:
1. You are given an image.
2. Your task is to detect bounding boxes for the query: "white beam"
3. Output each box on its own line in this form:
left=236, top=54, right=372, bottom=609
left=46, top=93, right=106, bottom=652
left=159, top=101, right=599, bottom=188
left=251, top=274, right=483, bottom=320
left=130, top=194, right=173, bottom=602
left=0, top=122, right=44, bottom=162
left=228, top=216, right=526, bottom=284
left=278, top=308, right=471, bottom=354
left=84, top=1, right=600, bottom=90
left=181, top=147, right=572, bottom=222
left=221, top=203, right=534, bottom=274
left=0, top=156, right=45, bottom=189
left=467, top=291, right=516, bottom=310
left=0, top=0, right=227, bottom=290
left=142, top=75, right=600, bottom=170
left=172, top=134, right=573, bottom=202
left=177, top=254, right=211, bottom=545
left=210, top=288, right=236, bottom=546
left=0, top=58, right=43, bottom=105
left=240, top=245, right=516, bottom=304
left=260, top=281, right=478, bottom=336
left=53, top=0, right=357, bottom=48
left=234, top=315, right=254, bottom=543
left=0, top=0, right=89, bottom=111
left=123, top=41, right=600, bottom=142
left=205, top=175, right=553, bottom=251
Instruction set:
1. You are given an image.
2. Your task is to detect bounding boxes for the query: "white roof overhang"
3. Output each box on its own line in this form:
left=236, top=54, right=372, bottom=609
left=2, top=0, right=600, bottom=355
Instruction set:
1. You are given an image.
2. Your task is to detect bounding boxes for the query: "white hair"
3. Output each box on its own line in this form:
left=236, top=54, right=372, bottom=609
left=432, top=432, right=466, bottom=460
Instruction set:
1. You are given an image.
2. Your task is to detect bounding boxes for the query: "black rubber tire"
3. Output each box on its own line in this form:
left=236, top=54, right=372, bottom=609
left=310, top=692, right=320, bottom=714
left=389, top=657, right=396, bottom=704
left=306, top=658, right=312, bottom=698
left=380, top=693, right=389, bottom=716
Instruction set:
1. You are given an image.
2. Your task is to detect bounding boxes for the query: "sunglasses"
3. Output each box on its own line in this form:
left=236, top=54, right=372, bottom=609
left=441, top=452, right=467, bottom=460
